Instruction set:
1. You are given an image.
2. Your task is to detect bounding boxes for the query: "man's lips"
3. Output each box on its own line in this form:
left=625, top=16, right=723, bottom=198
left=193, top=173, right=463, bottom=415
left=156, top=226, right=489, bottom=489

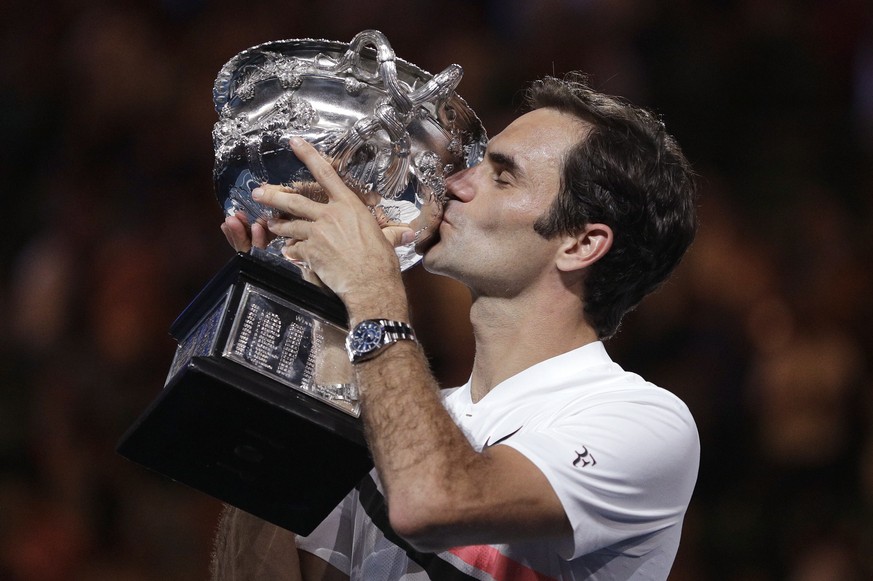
left=414, top=207, right=457, bottom=254
left=440, top=204, right=459, bottom=228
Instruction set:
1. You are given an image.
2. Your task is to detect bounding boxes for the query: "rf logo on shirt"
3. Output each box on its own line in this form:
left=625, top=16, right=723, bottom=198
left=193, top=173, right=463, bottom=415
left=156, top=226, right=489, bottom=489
left=573, top=446, right=597, bottom=468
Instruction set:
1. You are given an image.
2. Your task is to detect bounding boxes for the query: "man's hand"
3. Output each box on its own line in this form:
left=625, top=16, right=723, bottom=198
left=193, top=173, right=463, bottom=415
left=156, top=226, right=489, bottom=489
left=250, top=138, right=412, bottom=321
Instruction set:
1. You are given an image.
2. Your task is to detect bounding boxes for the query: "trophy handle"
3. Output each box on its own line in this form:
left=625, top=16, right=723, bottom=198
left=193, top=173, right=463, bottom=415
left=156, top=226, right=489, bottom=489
left=319, top=30, right=463, bottom=200
left=325, top=30, right=463, bottom=117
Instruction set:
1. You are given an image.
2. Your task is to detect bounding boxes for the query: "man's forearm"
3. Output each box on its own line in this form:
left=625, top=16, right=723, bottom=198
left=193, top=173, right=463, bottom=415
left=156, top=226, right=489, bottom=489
left=354, top=341, right=485, bottom=545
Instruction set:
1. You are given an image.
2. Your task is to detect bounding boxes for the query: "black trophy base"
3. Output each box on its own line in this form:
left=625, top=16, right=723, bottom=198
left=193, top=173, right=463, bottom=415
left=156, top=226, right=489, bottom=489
left=117, top=253, right=372, bottom=535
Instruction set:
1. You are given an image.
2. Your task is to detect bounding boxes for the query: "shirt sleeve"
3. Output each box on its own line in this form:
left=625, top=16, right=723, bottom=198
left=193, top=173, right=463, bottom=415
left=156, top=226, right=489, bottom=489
left=502, top=390, right=700, bottom=560
left=295, top=488, right=357, bottom=575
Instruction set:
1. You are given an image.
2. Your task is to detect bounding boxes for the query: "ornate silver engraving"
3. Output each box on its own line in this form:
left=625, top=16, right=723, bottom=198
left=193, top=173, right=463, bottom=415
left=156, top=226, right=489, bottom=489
left=413, top=150, right=448, bottom=202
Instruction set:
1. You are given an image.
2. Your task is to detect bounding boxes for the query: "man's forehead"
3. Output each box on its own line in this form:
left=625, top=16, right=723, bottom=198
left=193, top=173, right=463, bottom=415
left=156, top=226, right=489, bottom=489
left=487, top=109, right=588, bottom=167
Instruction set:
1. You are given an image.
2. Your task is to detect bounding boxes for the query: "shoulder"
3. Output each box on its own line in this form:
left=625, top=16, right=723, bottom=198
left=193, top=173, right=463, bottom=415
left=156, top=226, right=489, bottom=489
left=520, top=346, right=696, bottom=432
left=506, top=350, right=700, bottom=482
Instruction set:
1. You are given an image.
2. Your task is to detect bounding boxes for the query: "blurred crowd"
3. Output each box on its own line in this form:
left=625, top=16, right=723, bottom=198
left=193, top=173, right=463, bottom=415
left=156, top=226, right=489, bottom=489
left=1, top=0, right=871, bottom=579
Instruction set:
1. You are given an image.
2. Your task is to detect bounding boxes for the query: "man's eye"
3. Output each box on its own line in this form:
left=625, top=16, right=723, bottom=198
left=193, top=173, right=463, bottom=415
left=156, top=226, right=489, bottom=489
left=494, top=172, right=511, bottom=186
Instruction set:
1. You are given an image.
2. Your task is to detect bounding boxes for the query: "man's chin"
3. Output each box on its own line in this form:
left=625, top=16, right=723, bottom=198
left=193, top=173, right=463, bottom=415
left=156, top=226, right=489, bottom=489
left=420, top=235, right=446, bottom=275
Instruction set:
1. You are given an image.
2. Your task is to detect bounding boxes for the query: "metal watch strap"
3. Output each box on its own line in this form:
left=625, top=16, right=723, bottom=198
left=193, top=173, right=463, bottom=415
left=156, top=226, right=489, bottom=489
left=378, top=320, right=417, bottom=341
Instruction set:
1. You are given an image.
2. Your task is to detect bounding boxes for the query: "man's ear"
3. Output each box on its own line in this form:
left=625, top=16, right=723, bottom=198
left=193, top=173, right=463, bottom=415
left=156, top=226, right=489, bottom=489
left=555, top=223, right=613, bottom=272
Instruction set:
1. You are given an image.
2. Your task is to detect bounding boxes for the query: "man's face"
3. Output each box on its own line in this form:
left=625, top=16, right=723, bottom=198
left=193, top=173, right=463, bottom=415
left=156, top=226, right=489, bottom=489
left=423, top=108, right=588, bottom=297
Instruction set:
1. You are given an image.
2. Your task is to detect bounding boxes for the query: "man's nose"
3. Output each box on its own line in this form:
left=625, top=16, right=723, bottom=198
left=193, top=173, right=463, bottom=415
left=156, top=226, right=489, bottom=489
left=445, top=167, right=475, bottom=202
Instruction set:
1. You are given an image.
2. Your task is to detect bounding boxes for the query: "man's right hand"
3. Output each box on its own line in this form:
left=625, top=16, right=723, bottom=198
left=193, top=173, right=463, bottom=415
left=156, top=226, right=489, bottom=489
left=219, top=190, right=414, bottom=256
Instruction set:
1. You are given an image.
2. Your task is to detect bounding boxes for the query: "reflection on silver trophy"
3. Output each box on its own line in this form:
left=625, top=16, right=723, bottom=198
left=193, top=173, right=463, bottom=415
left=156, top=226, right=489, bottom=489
left=118, top=30, right=487, bottom=533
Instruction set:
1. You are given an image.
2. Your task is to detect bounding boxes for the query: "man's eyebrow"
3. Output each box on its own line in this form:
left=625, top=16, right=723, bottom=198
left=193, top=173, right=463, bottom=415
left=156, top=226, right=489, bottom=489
left=487, top=151, right=525, bottom=179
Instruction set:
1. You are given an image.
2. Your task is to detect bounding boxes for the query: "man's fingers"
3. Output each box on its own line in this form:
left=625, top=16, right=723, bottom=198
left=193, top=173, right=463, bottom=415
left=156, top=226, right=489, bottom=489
left=222, top=215, right=252, bottom=252
left=288, top=137, right=357, bottom=203
left=382, top=225, right=416, bottom=248
left=251, top=222, right=271, bottom=249
left=268, top=217, right=313, bottom=241
left=280, top=242, right=306, bottom=266
left=252, top=185, right=326, bottom=221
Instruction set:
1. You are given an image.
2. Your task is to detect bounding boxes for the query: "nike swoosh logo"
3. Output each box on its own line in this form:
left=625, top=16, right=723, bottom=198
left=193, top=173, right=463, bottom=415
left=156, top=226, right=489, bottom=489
left=482, top=426, right=523, bottom=449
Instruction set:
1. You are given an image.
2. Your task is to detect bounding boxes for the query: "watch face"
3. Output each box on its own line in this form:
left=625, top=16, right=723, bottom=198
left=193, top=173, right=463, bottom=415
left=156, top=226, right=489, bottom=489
left=351, top=320, right=384, bottom=354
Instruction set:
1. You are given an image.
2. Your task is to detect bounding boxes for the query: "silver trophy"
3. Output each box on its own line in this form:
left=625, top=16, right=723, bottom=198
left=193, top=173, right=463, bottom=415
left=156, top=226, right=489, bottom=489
left=118, top=30, right=486, bottom=534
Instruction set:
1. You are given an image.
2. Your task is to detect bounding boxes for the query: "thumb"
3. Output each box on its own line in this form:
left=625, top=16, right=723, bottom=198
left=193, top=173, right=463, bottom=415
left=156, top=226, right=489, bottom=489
left=381, top=225, right=416, bottom=248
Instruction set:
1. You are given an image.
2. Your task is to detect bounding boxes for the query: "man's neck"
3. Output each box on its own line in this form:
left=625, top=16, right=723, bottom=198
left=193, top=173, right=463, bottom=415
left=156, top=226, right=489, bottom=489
left=467, top=289, right=599, bottom=402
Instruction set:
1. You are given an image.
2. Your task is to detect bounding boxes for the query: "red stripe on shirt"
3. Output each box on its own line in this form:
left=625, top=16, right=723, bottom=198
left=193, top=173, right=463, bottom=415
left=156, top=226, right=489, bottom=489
left=448, top=545, right=557, bottom=581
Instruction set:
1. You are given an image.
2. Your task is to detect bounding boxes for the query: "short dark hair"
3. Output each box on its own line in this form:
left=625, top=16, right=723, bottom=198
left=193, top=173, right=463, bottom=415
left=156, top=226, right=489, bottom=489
left=529, top=73, right=697, bottom=339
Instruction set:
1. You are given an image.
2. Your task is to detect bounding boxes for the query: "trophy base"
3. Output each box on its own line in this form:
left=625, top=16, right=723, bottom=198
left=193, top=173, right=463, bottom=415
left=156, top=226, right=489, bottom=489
left=117, top=253, right=372, bottom=535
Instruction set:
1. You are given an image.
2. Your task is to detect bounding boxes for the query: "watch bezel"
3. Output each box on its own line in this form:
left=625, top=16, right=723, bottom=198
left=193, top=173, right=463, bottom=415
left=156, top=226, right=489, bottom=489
left=350, top=320, right=384, bottom=356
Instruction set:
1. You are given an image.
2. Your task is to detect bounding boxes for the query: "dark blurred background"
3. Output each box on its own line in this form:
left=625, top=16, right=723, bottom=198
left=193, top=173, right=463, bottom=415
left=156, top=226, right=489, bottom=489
left=1, top=0, right=872, bottom=579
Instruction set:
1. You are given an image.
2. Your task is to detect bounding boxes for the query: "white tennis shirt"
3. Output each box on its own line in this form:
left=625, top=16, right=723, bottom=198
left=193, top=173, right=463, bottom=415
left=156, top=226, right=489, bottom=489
left=298, top=341, right=700, bottom=580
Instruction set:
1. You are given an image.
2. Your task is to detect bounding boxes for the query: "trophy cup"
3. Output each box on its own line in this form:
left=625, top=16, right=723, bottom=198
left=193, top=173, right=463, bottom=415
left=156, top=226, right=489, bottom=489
left=117, top=30, right=486, bottom=534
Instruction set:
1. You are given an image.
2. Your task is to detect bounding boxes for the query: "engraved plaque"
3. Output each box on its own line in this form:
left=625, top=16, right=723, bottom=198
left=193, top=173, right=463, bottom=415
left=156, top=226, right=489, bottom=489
left=224, top=284, right=358, bottom=416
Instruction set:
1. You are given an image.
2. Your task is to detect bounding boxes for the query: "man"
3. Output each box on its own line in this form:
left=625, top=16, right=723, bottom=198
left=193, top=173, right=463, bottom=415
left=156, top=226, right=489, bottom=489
left=215, top=73, right=699, bottom=580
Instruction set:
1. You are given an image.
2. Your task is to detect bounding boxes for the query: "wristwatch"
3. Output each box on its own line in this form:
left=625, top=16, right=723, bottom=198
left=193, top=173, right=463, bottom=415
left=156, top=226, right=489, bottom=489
left=346, top=319, right=417, bottom=364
